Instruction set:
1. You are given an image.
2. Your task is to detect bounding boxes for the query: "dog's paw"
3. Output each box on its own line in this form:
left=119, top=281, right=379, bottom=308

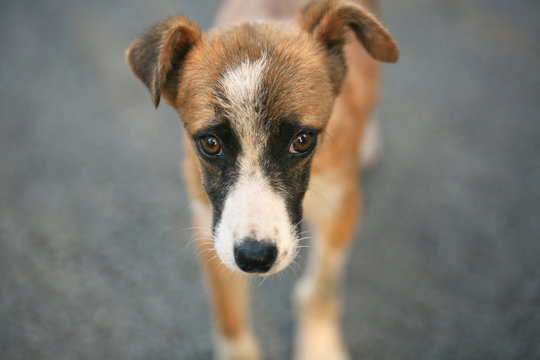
left=294, top=319, right=350, bottom=360
left=215, top=331, right=261, bottom=360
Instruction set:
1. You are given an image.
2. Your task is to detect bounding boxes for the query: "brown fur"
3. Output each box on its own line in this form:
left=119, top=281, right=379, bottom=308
left=175, top=23, right=335, bottom=135
left=197, top=237, right=248, bottom=338
left=126, top=17, right=201, bottom=107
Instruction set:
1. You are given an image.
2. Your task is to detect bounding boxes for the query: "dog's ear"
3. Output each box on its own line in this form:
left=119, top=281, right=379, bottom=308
left=298, top=0, right=399, bottom=91
left=126, top=17, right=201, bottom=108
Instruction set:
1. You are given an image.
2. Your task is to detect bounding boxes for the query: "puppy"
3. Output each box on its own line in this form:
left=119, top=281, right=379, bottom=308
left=126, top=0, right=398, bottom=358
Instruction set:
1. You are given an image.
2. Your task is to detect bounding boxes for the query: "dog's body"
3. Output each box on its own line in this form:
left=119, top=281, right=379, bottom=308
left=127, top=0, right=398, bottom=358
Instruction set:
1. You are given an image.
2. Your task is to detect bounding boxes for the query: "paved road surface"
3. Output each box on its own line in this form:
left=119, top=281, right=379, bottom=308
left=1, top=0, right=539, bottom=359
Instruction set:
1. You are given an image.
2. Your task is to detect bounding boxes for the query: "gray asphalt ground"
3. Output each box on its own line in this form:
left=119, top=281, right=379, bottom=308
left=1, top=0, right=539, bottom=359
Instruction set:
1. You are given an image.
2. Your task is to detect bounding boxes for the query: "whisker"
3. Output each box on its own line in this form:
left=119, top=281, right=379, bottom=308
left=255, top=276, right=267, bottom=288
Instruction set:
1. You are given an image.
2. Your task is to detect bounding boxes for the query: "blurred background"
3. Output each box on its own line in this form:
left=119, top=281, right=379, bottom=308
left=1, top=0, right=539, bottom=359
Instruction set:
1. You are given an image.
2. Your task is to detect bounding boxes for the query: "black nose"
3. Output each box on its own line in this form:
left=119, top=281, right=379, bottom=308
left=234, top=238, right=278, bottom=273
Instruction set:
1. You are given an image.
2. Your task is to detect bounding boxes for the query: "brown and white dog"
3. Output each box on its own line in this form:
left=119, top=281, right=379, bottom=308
left=126, top=0, right=398, bottom=358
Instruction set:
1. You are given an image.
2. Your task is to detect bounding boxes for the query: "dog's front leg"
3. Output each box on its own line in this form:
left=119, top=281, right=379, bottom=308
left=192, top=200, right=260, bottom=360
left=294, top=175, right=360, bottom=360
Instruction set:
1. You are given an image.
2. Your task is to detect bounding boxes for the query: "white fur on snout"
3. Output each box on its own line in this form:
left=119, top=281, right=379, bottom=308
left=214, top=169, right=297, bottom=275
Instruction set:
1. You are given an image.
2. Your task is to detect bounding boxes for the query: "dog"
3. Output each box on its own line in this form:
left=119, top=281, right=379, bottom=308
left=126, top=0, right=398, bottom=358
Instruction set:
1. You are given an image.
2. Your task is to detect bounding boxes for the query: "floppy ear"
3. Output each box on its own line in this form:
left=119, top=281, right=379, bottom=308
left=126, top=17, right=201, bottom=108
left=298, top=0, right=399, bottom=91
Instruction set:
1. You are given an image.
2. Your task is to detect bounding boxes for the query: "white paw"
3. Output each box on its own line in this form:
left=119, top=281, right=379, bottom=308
left=215, top=331, right=261, bottom=360
left=294, top=318, right=350, bottom=360
left=360, top=116, right=382, bottom=170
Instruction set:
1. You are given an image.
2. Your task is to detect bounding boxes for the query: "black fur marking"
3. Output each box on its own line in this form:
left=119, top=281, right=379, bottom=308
left=261, top=120, right=319, bottom=232
left=194, top=117, right=318, bottom=237
left=192, top=122, right=242, bottom=230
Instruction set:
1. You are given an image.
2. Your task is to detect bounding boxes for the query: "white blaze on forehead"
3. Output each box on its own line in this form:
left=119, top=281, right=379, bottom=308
left=218, top=56, right=267, bottom=125
left=218, top=55, right=269, bottom=154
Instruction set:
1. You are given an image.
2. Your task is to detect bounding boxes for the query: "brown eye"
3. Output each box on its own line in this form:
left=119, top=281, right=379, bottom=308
left=289, top=132, right=315, bottom=154
left=199, top=135, right=222, bottom=156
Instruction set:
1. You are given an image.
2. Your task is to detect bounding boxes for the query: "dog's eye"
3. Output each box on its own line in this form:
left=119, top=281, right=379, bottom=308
left=289, top=132, right=315, bottom=154
left=199, top=135, right=222, bottom=156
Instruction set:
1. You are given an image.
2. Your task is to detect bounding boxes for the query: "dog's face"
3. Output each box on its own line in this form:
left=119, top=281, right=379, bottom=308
left=178, top=24, right=336, bottom=274
left=127, top=0, right=398, bottom=275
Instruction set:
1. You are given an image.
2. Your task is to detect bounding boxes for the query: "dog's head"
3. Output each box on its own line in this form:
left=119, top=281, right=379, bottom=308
left=127, top=0, right=398, bottom=275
